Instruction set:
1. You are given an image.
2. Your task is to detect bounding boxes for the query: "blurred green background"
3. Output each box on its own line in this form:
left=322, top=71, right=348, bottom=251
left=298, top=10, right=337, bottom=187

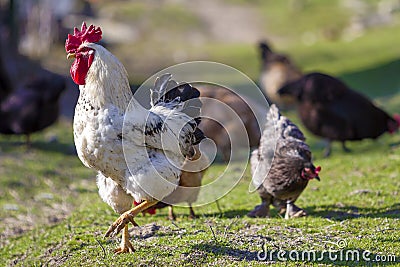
left=1, top=1, right=399, bottom=265
left=4, top=0, right=399, bottom=96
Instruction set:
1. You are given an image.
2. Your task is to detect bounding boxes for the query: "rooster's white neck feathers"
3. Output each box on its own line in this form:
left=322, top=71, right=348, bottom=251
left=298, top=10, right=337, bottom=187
left=81, top=43, right=133, bottom=110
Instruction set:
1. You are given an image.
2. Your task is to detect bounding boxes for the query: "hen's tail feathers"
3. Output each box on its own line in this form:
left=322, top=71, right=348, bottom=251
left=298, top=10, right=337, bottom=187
left=268, top=104, right=305, bottom=141
left=257, top=104, right=305, bottom=160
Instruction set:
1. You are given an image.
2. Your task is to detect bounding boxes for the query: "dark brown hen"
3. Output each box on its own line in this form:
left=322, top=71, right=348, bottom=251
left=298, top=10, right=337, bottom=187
left=278, top=72, right=400, bottom=156
left=248, top=104, right=320, bottom=219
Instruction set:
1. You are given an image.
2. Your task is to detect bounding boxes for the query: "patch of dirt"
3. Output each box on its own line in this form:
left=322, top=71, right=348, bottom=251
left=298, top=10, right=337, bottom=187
left=8, top=234, right=70, bottom=267
left=0, top=201, right=74, bottom=246
left=129, top=222, right=161, bottom=239
left=38, top=239, right=70, bottom=267
left=186, top=0, right=264, bottom=44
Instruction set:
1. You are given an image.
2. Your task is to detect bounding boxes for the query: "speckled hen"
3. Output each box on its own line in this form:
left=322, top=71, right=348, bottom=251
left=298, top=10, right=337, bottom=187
left=248, top=105, right=321, bottom=219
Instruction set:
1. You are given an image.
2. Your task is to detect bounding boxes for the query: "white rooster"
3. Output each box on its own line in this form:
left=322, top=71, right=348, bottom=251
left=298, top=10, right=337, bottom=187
left=65, top=23, right=204, bottom=253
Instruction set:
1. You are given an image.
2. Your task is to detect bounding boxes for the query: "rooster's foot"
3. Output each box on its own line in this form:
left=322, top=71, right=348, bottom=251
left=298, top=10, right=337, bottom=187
left=114, top=240, right=135, bottom=254
left=105, top=212, right=138, bottom=238
left=105, top=200, right=158, bottom=242
left=114, top=225, right=135, bottom=254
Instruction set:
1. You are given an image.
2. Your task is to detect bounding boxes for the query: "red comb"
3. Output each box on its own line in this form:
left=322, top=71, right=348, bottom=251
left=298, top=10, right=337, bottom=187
left=315, top=166, right=321, bottom=174
left=393, top=114, right=400, bottom=125
left=65, top=22, right=102, bottom=53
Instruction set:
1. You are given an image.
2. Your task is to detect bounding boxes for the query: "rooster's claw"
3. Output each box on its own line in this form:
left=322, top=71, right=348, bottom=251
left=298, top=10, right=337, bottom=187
left=104, top=213, right=138, bottom=238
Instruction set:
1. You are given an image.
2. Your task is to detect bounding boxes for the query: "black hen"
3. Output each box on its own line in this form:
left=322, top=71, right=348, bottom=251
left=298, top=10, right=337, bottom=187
left=0, top=73, right=66, bottom=144
left=248, top=105, right=321, bottom=219
left=278, top=72, right=400, bottom=156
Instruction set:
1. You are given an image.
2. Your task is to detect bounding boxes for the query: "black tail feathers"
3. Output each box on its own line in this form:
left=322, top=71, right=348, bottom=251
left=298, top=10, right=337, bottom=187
left=153, top=74, right=205, bottom=146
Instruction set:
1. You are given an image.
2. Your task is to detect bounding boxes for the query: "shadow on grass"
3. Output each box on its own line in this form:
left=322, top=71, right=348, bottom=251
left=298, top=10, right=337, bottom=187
left=200, top=208, right=250, bottom=219
left=307, top=136, right=399, bottom=160
left=199, top=202, right=400, bottom=221
left=192, top=242, right=399, bottom=265
left=192, top=242, right=259, bottom=261
left=339, top=58, right=400, bottom=99
left=31, top=140, right=76, bottom=155
left=0, top=139, right=76, bottom=155
left=305, top=203, right=400, bottom=220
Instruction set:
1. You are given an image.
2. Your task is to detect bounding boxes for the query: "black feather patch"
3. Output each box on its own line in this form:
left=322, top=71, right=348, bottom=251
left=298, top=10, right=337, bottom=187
left=145, top=119, right=163, bottom=136
left=151, top=74, right=205, bottom=147
left=192, top=128, right=205, bottom=145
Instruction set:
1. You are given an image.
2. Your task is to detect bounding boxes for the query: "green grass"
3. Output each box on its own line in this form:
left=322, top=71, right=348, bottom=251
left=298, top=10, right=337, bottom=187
left=0, top=118, right=399, bottom=266
left=2, top=0, right=400, bottom=266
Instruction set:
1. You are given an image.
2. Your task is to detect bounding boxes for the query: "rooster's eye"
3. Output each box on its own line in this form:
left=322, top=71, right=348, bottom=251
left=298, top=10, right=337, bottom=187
left=77, top=47, right=95, bottom=58
left=79, top=47, right=93, bottom=53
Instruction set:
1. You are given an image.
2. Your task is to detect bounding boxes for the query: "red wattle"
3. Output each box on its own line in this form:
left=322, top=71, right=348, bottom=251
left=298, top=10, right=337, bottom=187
left=70, top=58, right=86, bottom=85
left=70, top=53, right=94, bottom=86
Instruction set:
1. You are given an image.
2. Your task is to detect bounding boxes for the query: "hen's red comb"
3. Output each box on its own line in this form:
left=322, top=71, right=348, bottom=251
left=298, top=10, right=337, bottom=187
left=315, top=166, right=321, bottom=174
left=393, top=114, right=400, bottom=126
left=65, top=22, right=102, bottom=53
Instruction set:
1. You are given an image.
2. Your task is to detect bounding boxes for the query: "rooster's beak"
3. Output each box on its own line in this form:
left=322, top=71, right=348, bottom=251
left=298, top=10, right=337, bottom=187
left=67, top=53, right=76, bottom=59
left=315, top=176, right=320, bottom=181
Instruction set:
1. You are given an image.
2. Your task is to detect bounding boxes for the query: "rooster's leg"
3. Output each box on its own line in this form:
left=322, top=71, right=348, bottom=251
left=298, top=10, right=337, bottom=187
left=168, top=205, right=176, bottom=221
left=105, top=200, right=158, bottom=239
left=114, top=224, right=135, bottom=254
